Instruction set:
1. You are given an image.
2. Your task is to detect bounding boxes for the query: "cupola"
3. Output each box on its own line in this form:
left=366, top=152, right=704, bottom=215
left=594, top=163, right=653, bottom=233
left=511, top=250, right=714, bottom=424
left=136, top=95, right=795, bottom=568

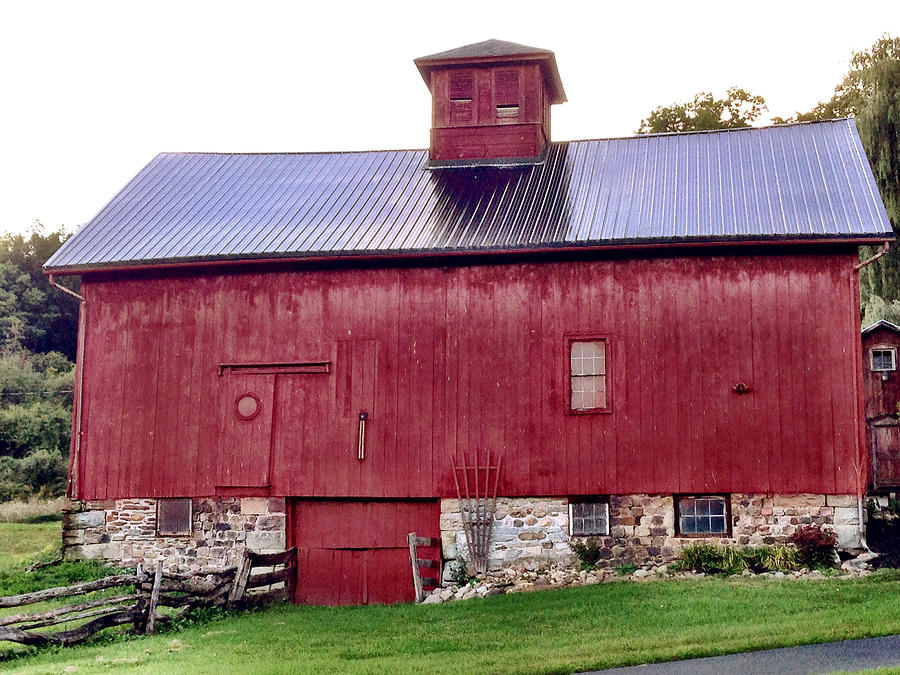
left=414, top=39, right=566, bottom=168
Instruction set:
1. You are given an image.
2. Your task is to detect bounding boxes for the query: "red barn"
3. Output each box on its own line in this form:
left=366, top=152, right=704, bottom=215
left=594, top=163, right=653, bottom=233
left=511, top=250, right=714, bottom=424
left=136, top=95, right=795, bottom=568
left=46, top=40, right=893, bottom=605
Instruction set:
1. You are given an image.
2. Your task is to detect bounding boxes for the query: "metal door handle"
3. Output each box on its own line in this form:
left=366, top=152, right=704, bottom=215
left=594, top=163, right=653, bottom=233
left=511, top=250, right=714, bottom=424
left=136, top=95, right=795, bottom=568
left=357, top=411, right=368, bottom=460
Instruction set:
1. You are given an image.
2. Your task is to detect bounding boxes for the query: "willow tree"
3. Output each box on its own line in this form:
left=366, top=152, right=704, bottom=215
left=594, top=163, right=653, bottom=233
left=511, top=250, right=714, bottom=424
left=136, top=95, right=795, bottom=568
left=776, top=36, right=900, bottom=312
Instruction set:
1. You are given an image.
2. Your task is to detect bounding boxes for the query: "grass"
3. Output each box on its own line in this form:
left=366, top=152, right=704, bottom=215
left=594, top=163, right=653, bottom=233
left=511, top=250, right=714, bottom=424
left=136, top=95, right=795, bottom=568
left=0, top=496, right=66, bottom=524
left=0, top=520, right=60, bottom=572
left=5, top=572, right=900, bottom=673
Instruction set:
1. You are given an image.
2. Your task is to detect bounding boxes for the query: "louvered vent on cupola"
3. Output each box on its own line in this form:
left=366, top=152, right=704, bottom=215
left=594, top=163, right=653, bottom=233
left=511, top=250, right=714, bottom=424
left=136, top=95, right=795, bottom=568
left=414, top=39, right=567, bottom=168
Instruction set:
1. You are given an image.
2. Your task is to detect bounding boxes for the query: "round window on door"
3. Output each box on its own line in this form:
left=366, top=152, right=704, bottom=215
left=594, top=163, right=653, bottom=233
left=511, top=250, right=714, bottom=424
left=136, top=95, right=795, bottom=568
left=235, top=393, right=261, bottom=421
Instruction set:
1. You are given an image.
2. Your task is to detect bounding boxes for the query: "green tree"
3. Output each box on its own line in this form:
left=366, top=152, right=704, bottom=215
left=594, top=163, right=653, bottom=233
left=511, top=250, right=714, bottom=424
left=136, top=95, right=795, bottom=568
left=775, top=35, right=900, bottom=315
left=637, top=87, right=767, bottom=134
left=0, top=224, right=79, bottom=359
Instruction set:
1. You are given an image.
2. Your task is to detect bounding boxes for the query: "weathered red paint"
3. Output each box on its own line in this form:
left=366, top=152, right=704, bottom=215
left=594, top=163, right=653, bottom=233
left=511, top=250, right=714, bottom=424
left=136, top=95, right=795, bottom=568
left=861, top=323, right=900, bottom=487
left=73, top=249, right=866, bottom=501
left=428, top=63, right=551, bottom=162
left=289, top=500, right=439, bottom=605
left=862, top=324, right=900, bottom=420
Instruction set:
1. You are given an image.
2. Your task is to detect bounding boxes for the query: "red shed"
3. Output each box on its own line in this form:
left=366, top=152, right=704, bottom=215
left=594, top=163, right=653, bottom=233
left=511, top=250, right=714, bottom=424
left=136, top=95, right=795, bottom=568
left=862, top=320, right=900, bottom=488
left=46, top=40, right=894, bottom=605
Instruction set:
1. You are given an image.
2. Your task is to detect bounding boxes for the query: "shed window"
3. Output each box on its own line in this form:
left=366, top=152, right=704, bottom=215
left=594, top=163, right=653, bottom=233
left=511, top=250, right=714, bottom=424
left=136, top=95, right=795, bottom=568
left=872, top=348, right=897, bottom=372
left=569, top=499, right=609, bottom=536
left=676, top=496, right=729, bottom=536
left=569, top=339, right=608, bottom=412
left=157, top=498, right=192, bottom=536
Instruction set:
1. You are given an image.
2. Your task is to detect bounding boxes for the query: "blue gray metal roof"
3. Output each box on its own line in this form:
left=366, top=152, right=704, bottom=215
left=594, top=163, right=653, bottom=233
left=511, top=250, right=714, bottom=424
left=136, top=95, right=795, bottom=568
left=45, top=118, right=893, bottom=272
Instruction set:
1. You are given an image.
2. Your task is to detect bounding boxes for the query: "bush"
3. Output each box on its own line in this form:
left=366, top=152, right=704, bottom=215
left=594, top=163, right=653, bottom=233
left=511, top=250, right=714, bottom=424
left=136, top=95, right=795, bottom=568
left=571, top=538, right=603, bottom=571
left=791, top=525, right=837, bottom=569
left=680, top=542, right=801, bottom=574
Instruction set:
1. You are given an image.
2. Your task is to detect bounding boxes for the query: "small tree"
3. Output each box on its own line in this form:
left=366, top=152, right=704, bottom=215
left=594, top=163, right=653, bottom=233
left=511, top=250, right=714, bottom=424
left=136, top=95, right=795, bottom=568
left=637, top=87, right=767, bottom=134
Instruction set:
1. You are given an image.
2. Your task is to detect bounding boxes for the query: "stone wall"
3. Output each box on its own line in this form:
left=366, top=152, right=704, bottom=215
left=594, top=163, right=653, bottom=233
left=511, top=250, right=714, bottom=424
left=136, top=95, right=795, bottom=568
left=62, top=497, right=287, bottom=572
left=440, top=493, right=861, bottom=574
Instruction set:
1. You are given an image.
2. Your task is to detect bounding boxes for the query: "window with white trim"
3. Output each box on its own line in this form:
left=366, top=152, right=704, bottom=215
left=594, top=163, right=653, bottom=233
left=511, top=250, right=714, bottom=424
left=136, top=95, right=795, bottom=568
left=569, top=500, right=609, bottom=536
left=871, top=348, right=897, bottom=372
left=569, top=339, right=608, bottom=412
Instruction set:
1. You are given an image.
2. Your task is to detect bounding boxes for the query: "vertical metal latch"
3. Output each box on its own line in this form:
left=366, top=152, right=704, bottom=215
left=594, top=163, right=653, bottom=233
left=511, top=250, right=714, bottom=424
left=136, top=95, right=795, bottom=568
left=357, top=411, right=368, bottom=461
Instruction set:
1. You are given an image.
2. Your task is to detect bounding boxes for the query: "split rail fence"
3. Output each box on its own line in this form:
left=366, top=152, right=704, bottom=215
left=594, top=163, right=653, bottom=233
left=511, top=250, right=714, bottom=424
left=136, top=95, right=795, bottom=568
left=0, top=548, right=296, bottom=648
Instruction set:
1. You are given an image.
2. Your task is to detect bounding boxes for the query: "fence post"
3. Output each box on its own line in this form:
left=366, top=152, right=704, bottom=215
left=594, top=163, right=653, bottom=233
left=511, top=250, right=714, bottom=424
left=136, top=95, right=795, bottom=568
left=227, top=550, right=252, bottom=607
left=408, top=533, right=424, bottom=603
left=145, top=562, right=163, bottom=635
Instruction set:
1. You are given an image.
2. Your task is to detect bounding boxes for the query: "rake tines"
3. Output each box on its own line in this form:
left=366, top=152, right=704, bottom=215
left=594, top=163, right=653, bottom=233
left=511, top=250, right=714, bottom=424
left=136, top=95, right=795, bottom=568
left=451, top=449, right=502, bottom=575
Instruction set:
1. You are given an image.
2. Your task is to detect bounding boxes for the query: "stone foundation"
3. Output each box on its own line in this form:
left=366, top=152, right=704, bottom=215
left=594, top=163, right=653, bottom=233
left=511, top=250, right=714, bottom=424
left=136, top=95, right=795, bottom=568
left=440, top=493, right=861, bottom=573
left=62, top=497, right=287, bottom=572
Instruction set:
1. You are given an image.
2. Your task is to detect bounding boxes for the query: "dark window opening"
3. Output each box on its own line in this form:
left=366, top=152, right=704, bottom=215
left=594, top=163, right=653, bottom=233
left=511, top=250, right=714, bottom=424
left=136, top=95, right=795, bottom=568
left=449, top=71, right=474, bottom=124
left=872, top=348, right=897, bottom=372
left=676, top=495, right=729, bottom=536
left=157, top=498, right=192, bottom=536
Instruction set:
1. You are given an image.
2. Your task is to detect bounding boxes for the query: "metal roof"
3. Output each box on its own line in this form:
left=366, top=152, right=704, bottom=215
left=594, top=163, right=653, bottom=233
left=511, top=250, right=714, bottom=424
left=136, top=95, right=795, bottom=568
left=46, top=118, right=893, bottom=272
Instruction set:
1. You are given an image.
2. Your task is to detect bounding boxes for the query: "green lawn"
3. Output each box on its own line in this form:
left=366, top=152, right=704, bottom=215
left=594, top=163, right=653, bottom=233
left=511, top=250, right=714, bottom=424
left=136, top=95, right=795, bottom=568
left=5, top=572, right=900, bottom=674
left=0, top=521, right=60, bottom=572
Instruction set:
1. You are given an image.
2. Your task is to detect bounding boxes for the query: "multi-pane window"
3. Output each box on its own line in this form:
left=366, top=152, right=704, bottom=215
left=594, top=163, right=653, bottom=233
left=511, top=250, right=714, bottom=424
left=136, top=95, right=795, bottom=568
left=156, top=498, right=192, bottom=536
left=570, top=339, right=608, bottom=411
left=677, top=496, right=728, bottom=536
left=872, top=348, right=897, bottom=372
left=569, top=500, right=609, bottom=536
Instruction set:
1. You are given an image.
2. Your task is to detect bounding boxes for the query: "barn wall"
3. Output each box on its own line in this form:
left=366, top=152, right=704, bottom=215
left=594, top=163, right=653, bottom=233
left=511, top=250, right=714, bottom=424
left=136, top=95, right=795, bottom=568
left=74, top=250, right=864, bottom=500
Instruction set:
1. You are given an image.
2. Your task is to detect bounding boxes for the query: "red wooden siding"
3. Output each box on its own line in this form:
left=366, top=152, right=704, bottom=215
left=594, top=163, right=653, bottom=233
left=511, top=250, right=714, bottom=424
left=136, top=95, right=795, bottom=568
left=290, top=500, right=439, bottom=605
left=429, top=63, right=549, bottom=161
left=74, top=250, right=865, bottom=499
left=862, top=326, right=900, bottom=420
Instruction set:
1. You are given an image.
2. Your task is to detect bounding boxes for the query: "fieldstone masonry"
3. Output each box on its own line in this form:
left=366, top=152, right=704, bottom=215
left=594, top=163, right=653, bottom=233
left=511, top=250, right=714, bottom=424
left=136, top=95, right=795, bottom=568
left=62, top=497, right=287, bottom=572
left=441, top=493, right=862, bottom=574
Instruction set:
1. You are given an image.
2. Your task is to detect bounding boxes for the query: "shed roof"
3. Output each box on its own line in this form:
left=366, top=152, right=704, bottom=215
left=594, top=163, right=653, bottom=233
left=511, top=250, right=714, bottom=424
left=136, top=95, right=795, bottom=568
left=862, top=319, right=900, bottom=336
left=45, top=118, right=893, bottom=273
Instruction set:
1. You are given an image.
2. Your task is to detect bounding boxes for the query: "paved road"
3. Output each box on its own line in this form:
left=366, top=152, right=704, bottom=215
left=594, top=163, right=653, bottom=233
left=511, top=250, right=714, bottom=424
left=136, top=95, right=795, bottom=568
left=590, top=635, right=900, bottom=674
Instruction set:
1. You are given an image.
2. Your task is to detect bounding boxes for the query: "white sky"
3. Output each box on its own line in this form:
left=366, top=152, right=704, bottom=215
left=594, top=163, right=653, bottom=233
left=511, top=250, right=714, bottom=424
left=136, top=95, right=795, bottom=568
left=1, top=0, right=898, bottom=237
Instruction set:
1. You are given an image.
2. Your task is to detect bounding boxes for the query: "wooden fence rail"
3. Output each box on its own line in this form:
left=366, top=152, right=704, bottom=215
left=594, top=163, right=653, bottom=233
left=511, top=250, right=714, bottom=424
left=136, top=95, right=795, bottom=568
left=0, top=548, right=296, bottom=648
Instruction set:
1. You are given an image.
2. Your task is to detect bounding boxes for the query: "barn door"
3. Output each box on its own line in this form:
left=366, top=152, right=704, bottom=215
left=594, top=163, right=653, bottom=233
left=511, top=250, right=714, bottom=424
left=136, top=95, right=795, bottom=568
left=872, top=421, right=900, bottom=488
left=272, top=340, right=377, bottom=496
left=289, top=500, right=439, bottom=605
left=216, top=373, right=276, bottom=488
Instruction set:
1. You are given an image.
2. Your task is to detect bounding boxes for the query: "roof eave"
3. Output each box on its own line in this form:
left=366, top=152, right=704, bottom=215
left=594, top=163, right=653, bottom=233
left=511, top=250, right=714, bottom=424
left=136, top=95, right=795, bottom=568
left=43, top=233, right=892, bottom=276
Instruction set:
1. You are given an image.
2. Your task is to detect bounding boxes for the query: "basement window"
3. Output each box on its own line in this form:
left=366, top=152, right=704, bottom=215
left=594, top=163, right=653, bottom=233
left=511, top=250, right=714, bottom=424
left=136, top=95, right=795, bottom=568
left=569, top=499, right=609, bottom=536
left=676, top=496, right=729, bottom=536
left=872, top=348, right=897, bottom=372
left=569, top=338, right=609, bottom=413
left=157, top=498, right=192, bottom=536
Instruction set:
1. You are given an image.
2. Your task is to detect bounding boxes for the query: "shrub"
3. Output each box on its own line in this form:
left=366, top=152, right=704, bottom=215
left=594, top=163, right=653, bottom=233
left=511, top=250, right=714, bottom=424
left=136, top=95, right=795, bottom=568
left=679, top=543, right=726, bottom=573
left=571, top=538, right=603, bottom=571
left=791, top=525, right=837, bottom=569
left=743, top=545, right=799, bottom=572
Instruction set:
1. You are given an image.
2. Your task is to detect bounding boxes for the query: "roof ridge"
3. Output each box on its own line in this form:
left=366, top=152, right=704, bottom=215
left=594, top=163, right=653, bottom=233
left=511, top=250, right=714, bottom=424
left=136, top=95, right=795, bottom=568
left=154, top=120, right=854, bottom=158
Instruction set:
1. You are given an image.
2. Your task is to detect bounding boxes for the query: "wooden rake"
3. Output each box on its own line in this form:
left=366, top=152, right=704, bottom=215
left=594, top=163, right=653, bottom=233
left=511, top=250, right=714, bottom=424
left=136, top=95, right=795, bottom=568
left=451, top=449, right=502, bottom=575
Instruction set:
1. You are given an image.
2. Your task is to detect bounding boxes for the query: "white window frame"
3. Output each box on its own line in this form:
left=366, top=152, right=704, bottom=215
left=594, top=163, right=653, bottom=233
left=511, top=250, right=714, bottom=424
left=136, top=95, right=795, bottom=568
left=568, top=500, right=610, bottom=536
left=871, top=347, right=897, bottom=372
